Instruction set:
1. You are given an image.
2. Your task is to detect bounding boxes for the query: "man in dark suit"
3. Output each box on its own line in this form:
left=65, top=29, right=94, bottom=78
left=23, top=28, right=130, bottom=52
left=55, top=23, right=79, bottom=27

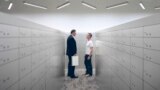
left=66, top=29, right=78, bottom=78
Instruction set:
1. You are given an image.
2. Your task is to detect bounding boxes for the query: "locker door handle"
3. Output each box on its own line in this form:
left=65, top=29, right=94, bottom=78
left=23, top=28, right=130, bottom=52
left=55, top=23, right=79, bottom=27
left=145, top=55, right=152, bottom=60
left=144, top=42, right=149, bottom=47
left=132, top=42, right=135, bottom=46
left=144, top=32, right=149, bottom=36
left=131, top=51, right=135, bottom=55
left=3, top=77, right=10, bottom=83
left=22, top=87, right=26, bottom=90
left=7, top=45, right=10, bottom=49
left=0, top=31, right=3, bottom=33
left=6, top=33, right=10, bottom=36
left=7, top=58, right=10, bottom=62
left=0, top=45, right=4, bottom=48
left=3, top=59, right=6, bottom=63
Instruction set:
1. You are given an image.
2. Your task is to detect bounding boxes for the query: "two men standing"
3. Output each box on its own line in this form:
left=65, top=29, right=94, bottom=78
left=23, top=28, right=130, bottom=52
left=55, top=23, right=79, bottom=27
left=66, top=29, right=93, bottom=79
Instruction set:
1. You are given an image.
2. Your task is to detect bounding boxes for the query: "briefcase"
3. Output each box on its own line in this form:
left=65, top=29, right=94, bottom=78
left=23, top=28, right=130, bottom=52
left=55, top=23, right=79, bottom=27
left=72, top=56, right=79, bottom=66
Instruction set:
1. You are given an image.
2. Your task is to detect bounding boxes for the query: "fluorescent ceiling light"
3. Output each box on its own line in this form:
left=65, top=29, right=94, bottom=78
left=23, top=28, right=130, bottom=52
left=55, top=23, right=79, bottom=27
left=155, top=6, right=160, bottom=10
left=57, top=1, right=71, bottom=10
left=139, top=2, right=145, bottom=10
left=106, top=1, right=128, bottom=9
left=23, top=2, right=47, bottom=10
left=8, top=3, right=13, bottom=10
left=82, top=1, right=96, bottom=10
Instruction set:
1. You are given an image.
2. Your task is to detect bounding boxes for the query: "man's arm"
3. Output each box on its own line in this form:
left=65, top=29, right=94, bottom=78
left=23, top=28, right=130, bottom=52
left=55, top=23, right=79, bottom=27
left=75, top=39, right=77, bottom=55
left=89, top=47, right=93, bottom=56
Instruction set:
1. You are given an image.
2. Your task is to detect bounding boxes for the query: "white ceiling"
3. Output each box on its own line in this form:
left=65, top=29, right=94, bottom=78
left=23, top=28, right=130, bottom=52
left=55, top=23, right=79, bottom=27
left=0, top=0, right=160, bottom=33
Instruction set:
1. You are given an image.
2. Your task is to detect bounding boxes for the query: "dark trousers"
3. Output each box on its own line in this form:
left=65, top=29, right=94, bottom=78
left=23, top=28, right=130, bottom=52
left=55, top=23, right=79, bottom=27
left=84, top=55, right=93, bottom=76
left=67, top=56, right=75, bottom=77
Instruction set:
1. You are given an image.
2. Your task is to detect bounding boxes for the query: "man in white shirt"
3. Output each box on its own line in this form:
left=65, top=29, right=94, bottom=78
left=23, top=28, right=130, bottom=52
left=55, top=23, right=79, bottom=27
left=84, top=33, right=93, bottom=77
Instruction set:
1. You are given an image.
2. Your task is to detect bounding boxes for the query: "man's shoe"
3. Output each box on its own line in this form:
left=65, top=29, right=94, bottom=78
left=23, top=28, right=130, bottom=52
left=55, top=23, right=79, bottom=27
left=70, top=76, right=78, bottom=79
left=86, top=74, right=92, bottom=77
left=85, top=74, right=90, bottom=77
left=67, top=75, right=71, bottom=77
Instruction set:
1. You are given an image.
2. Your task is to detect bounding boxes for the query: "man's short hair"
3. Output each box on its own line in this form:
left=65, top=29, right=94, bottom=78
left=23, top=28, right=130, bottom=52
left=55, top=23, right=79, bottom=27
left=88, top=33, right=92, bottom=38
left=71, top=29, right=76, bottom=34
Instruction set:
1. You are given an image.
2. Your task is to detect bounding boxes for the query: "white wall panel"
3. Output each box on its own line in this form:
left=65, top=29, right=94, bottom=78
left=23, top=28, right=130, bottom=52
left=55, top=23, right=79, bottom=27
left=0, top=60, right=19, bottom=90
left=144, top=82, right=156, bottom=90
left=19, top=27, right=31, bottom=37
left=19, top=56, right=31, bottom=79
left=7, top=82, right=19, bottom=90
left=144, top=49, right=160, bottom=65
left=131, top=74, right=143, bottom=90
left=0, top=50, right=18, bottom=66
left=144, top=38, right=160, bottom=50
left=130, top=27, right=143, bottom=38
left=0, top=38, right=18, bottom=51
left=144, top=24, right=160, bottom=38
left=144, top=61, right=160, bottom=90
left=131, top=47, right=143, bottom=58
left=0, top=24, right=19, bottom=37
left=0, top=13, right=65, bottom=90
left=131, top=38, right=143, bottom=48
left=19, top=74, right=31, bottom=90
left=96, top=14, right=160, bottom=90
left=19, top=38, right=31, bottom=48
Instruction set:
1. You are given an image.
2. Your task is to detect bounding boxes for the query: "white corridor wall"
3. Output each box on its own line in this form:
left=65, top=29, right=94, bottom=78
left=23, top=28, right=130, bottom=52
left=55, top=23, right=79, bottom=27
left=0, top=12, right=65, bottom=90
left=96, top=13, right=160, bottom=90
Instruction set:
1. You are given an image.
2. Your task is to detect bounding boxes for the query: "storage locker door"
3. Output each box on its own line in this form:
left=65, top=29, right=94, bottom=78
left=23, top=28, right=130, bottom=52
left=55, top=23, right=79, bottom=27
left=144, top=38, right=160, bottom=50
left=131, top=38, right=143, bottom=48
left=131, top=27, right=143, bottom=38
left=0, top=60, right=19, bottom=89
left=131, top=47, right=143, bottom=59
left=131, top=74, right=143, bottom=90
left=131, top=56, right=143, bottom=78
left=0, top=50, right=19, bottom=66
left=144, top=82, right=156, bottom=90
left=144, top=24, right=160, bottom=38
left=0, top=24, right=19, bottom=37
left=19, top=27, right=31, bottom=37
left=19, top=74, right=31, bottom=90
left=144, top=61, right=160, bottom=90
left=19, top=56, right=31, bottom=79
left=7, top=82, right=19, bottom=90
left=19, top=38, right=31, bottom=48
left=144, top=49, right=160, bottom=65
left=0, top=38, right=18, bottom=51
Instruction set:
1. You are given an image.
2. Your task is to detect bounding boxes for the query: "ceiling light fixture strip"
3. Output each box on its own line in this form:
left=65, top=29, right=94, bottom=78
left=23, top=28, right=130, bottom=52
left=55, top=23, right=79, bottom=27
left=57, top=1, right=71, bottom=10
left=155, top=6, right=160, bottom=9
left=23, top=1, right=47, bottom=10
left=81, top=1, right=96, bottom=10
left=106, top=1, right=129, bottom=9
left=8, top=3, right=13, bottom=10
left=139, top=2, right=145, bottom=10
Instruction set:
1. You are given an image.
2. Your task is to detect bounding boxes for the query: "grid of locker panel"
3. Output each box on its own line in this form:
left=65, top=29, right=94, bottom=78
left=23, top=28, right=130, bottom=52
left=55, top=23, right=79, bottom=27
left=96, top=30, right=131, bottom=90
left=0, top=23, right=65, bottom=90
left=96, top=23, right=160, bottom=90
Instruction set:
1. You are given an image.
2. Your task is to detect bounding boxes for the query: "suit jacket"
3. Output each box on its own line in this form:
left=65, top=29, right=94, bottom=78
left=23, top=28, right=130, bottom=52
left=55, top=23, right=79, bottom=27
left=66, top=35, right=77, bottom=56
